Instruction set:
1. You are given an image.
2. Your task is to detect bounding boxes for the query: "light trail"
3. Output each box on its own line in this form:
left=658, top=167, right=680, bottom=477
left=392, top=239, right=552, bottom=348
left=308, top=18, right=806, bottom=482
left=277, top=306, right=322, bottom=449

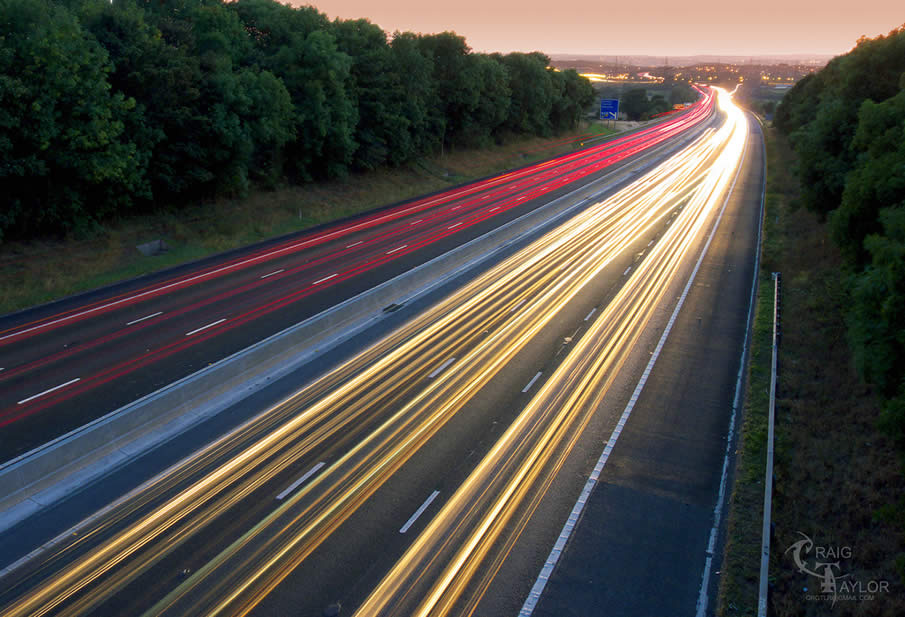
left=354, top=88, right=748, bottom=617
left=0, top=96, right=709, bottom=347
left=0, top=91, right=739, bottom=617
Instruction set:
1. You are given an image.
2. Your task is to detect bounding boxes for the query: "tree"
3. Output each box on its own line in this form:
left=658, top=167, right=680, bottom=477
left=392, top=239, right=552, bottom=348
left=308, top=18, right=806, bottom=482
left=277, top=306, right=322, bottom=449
left=232, top=0, right=356, bottom=180
left=622, top=88, right=650, bottom=121
left=550, top=69, right=594, bottom=133
left=0, top=0, right=140, bottom=240
left=831, top=89, right=905, bottom=265
left=670, top=83, right=696, bottom=106
left=390, top=31, right=438, bottom=158
left=330, top=18, right=408, bottom=169
left=500, top=52, right=555, bottom=135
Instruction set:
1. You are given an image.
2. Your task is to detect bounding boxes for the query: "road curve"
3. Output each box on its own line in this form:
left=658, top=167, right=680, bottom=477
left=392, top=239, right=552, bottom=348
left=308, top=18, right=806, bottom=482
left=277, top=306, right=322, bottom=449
left=0, top=94, right=714, bottom=462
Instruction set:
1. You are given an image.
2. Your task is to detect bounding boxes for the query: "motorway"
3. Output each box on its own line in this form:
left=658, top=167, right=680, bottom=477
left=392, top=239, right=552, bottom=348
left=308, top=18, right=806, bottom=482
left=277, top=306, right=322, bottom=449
left=0, top=93, right=714, bottom=462
left=0, top=88, right=763, bottom=617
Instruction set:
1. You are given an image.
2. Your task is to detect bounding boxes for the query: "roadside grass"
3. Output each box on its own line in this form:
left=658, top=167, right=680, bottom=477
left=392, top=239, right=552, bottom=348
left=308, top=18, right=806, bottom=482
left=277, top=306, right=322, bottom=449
left=0, top=127, right=607, bottom=316
left=717, top=124, right=905, bottom=616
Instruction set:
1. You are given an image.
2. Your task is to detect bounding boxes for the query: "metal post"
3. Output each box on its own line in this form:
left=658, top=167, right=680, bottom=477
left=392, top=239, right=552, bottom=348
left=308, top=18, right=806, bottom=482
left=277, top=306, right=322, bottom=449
left=757, top=272, right=780, bottom=616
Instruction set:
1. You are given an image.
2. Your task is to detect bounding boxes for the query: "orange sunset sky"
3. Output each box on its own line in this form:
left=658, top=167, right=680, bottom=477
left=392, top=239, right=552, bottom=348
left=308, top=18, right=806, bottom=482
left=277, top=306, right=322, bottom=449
left=296, top=0, right=903, bottom=58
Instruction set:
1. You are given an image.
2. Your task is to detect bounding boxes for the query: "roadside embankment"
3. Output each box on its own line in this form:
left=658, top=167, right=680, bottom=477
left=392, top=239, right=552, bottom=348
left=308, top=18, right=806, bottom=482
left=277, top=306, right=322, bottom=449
left=717, top=123, right=904, bottom=617
left=0, top=127, right=616, bottom=317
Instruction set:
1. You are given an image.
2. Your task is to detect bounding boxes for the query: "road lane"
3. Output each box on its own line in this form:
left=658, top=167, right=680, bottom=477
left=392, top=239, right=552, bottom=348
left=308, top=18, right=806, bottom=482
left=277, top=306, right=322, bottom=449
left=0, top=95, right=716, bottom=461
left=0, top=89, right=744, bottom=617
left=354, top=92, right=749, bottom=617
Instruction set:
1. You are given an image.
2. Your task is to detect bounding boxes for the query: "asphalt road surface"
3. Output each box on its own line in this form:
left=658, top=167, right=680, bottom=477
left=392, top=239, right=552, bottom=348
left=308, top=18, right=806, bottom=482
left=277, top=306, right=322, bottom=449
left=0, top=94, right=714, bottom=462
left=0, top=89, right=764, bottom=617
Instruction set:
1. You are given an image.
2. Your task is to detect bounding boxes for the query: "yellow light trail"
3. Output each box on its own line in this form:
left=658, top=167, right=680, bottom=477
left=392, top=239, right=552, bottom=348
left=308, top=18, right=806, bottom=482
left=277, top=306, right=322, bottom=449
left=0, top=91, right=739, bottom=617
left=354, top=87, right=748, bottom=617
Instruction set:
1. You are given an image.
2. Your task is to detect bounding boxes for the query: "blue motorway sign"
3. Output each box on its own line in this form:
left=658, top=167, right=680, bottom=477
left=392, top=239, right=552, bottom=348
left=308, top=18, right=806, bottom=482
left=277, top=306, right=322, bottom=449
left=599, top=98, right=619, bottom=120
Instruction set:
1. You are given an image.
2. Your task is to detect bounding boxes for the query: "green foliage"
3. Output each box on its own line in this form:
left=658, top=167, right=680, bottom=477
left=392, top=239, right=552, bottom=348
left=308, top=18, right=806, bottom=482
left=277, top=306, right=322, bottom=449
left=0, top=0, right=594, bottom=241
left=499, top=52, right=555, bottom=135
left=830, top=91, right=905, bottom=264
left=670, top=83, right=696, bottom=105
left=0, top=0, right=140, bottom=240
left=622, top=88, right=651, bottom=120
left=772, top=24, right=905, bottom=475
left=550, top=69, right=595, bottom=132
left=776, top=25, right=905, bottom=216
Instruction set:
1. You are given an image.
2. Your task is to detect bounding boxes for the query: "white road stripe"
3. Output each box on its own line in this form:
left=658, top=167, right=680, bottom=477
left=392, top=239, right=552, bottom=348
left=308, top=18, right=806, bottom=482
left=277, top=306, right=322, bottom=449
left=313, top=273, right=338, bottom=285
left=510, top=299, right=526, bottom=313
left=386, top=245, right=408, bottom=255
left=410, top=219, right=423, bottom=225
left=126, top=311, right=163, bottom=326
left=623, top=266, right=632, bottom=276
left=2, top=178, right=524, bottom=343
left=18, top=378, right=81, bottom=405
left=584, top=308, right=597, bottom=322
left=400, top=490, right=440, bottom=533
left=648, top=240, right=655, bottom=246
left=428, top=357, right=456, bottom=379
left=346, top=240, right=363, bottom=248
left=447, top=222, right=463, bottom=229
left=276, top=462, right=326, bottom=500
left=489, top=206, right=500, bottom=212
left=522, top=372, right=542, bottom=393
left=520, top=113, right=751, bottom=617
left=517, top=196, right=526, bottom=201
left=259, top=269, right=284, bottom=279
left=185, top=318, right=226, bottom=336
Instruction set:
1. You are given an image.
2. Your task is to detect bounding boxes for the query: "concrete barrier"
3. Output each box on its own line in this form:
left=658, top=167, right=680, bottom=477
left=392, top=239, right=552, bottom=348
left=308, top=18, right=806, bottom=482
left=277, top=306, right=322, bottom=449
left=0, top=116, right=715, bottom=531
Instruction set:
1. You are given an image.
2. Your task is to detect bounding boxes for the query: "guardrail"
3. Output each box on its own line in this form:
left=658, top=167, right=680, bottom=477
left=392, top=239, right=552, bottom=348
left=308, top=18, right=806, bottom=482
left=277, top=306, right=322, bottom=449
left=758, top=271, right=781, bottom=616
left=0, top=116, right=717, bottom=533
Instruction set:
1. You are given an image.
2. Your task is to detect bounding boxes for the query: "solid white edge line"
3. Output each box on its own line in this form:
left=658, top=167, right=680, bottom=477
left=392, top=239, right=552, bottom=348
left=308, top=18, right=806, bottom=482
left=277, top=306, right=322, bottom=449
left=17, top=378, right=81, bottom=405
left=427, top=357, right=456, bottom=379
left=386, top=245, right=408, bottom=255
left=696, top=114, right=763, bottom=617
left=184, top=318, right=227, bottom=337
left=520, top=112, right=751, bottom=617
left=583, top=308, right=597, bottom=322
left=259, top=269, right=285, bottom=279
left=126, top=311, right=163, bottom=326
left=312, top=273, right=338, bottom=285
left=276, top=462, right=326, bottom=501
left=400, top=490, right=441, bottom=534
left=522, top=371, right=542, bottom=393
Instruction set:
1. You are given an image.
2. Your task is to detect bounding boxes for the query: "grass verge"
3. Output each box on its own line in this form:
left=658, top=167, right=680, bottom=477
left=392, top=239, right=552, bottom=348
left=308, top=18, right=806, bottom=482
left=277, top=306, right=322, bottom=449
left=717, top=123, right=904, bottom=616
left=0, top=125, right=616, bottom=316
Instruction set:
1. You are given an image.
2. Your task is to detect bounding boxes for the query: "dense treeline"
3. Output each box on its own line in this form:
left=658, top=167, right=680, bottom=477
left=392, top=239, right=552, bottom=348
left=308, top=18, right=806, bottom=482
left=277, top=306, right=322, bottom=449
left=621, top=83, right=698, bottom=121
left=775, top=26, right=905, bottom=446
left=0, top=0, right=595, bottom=241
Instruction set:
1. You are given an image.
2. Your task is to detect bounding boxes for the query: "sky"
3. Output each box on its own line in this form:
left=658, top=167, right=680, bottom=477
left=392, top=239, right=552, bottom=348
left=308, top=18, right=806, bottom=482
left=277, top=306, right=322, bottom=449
left=295, top=0, right=904, bottom=58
